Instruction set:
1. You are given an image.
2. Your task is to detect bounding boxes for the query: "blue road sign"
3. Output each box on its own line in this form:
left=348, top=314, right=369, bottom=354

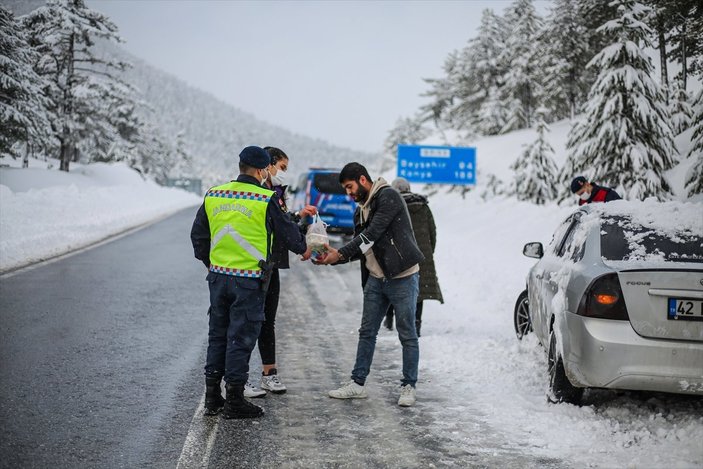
left=397, top=144, right=476, bottom=185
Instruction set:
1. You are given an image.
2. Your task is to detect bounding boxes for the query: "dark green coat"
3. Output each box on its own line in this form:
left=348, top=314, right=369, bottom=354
left=401, top=192, right=444, bottom=304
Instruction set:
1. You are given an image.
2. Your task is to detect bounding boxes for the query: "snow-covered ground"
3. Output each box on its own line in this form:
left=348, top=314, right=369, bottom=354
left=0, top=158, right=200, bottom=273
left=1, top=122, right=701, bottom=467
left=418, top=191, right=702, bottom=468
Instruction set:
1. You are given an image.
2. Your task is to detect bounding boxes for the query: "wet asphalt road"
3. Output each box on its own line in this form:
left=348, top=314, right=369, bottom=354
left=0, top=209, right=564, bottom=468
left=0, top=207, right=208, bottom=468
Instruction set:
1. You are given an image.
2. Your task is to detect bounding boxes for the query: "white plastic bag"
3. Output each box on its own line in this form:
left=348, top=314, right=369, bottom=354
left=306, top=214, right=329, bottom=260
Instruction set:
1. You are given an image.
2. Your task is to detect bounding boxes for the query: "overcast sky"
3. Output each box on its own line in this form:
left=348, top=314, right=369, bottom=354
left=92, top=0, right=550, bottom=153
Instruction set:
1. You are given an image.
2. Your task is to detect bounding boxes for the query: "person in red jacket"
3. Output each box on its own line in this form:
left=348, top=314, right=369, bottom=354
left=570, top=176, right=622, bottom=205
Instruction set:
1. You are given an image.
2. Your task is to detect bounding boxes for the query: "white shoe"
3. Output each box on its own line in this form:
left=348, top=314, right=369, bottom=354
left=260, top=373, right=287, bottom=394
left=329, top=380, right=368, bottom=399
left=398, top=384, right=416, bottom=407
left=244, top=381, right=266, bottom=398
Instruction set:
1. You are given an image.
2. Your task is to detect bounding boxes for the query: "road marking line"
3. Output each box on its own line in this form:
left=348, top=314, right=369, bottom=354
left=176, top=396, right=219, bottom=469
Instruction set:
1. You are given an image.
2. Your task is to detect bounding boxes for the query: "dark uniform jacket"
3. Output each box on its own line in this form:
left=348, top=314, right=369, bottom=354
left=401, top=192, right=443, bottom=303
left=338, top=184, right=424, bottom=287
left=190, top=175, right=307, bottom=269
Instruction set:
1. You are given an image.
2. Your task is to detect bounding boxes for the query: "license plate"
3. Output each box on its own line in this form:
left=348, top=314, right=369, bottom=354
left=668, top=298, right=703, bottom=321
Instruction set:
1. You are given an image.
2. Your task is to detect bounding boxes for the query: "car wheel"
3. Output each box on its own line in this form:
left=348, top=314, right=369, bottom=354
left=547, top=329, right=584, bottom=405
left=513, top=290, right=531, bottom=340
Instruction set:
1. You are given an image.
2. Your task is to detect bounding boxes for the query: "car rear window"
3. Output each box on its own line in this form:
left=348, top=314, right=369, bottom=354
left=600, top=216, right=703, bottom=263
left=313, top=173, right=345, bottom=195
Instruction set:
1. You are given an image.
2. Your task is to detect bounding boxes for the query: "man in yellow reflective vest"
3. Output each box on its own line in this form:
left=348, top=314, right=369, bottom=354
left=190, top=146, right=309, bottom=419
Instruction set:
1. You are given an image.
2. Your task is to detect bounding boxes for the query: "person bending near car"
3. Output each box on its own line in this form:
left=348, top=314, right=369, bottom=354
left=190, top=146, right=311, bottom=419
left=570, top=176, right=621, bottom=205
left=316, top=163, right=424, bottom=407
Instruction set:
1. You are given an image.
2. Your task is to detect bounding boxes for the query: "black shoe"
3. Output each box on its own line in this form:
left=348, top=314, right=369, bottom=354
left=222, top=383, right=264, bottom=419
left=204, top=376, right=225, bottom=416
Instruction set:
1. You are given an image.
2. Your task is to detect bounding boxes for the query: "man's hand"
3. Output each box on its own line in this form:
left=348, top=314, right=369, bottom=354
left=300, top=246, right=313, bottom=261
left=317, top=244, right=340, bottom=265
left=299, top=205, right=318, bottom=218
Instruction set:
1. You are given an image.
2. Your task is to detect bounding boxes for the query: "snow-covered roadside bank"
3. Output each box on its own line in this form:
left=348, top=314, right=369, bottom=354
left=419, top=190, right=703, bottom=468
left=0, top=161, right=201, bottom=273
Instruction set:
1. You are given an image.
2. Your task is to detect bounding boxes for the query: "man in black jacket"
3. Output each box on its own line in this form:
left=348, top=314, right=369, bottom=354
left=317, top=163, right=424, bottom=407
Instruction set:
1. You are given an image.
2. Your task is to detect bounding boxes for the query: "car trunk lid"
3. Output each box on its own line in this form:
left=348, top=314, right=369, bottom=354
left=618, top=269, right=703, bottom=342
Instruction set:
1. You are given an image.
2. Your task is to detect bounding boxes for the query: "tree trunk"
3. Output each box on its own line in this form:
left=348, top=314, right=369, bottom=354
left=60, top=33, right=75, bottom=172
left=680, top=22, right=687, bottom=91
left=658, top=22, right=668, bottom=98
left=23, top=143, right=29, bottom=169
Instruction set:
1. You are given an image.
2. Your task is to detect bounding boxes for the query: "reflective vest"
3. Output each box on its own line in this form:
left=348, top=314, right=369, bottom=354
left=204, top=181, right=274, bottom=277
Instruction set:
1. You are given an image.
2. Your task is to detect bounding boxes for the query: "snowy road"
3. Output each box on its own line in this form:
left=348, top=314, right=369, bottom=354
left=0, top=209, right=563, bottom=468
left=2, top=208, right=699, bottom=468
left=182, top=260, right=563, bottom=468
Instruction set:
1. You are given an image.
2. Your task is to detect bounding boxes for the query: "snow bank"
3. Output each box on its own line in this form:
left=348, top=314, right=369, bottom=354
left=0, top=160, right=200, bottom=273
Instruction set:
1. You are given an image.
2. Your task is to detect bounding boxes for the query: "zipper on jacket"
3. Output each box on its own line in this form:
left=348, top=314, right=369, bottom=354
left=390, top=237, right=404, bottom=259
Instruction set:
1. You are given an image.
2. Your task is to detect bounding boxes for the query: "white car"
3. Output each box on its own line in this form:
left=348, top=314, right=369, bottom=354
left=518, top=200, right=703, bottom=404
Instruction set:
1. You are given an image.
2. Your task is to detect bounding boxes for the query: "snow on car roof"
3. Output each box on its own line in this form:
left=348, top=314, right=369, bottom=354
left=582, top=199, right=702, bottom=236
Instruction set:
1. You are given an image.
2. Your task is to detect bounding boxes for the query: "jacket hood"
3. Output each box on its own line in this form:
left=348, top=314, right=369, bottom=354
left=402, top=192, right=428, bottom=205
left=360, top=177, right=389, bottom=208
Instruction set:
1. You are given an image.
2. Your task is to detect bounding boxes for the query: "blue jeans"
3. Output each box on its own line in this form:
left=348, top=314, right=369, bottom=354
left=351, top=273, right=419, bottom=387
left=204, top=272, right=265, bottom=385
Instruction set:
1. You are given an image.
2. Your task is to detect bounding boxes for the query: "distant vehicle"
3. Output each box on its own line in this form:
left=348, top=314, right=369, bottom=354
left=290, top=168, right=356, bottom=234
left=518, top=201, right=703, bottom=404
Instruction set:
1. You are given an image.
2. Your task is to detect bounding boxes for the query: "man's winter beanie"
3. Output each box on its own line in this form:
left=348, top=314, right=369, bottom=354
left=570, top=176, right=587, bottom=193
left=391, top=177, right=411, bottom=193
left=239, top=146, right=270, bottom=169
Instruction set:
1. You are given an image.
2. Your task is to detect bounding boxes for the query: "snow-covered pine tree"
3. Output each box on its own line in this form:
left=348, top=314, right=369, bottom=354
left=476, top=87, right=506, bottom=135
left=684, top=89, right=703, bottom=197
left=510, top=108, right=559, bottom=204
left=0, top=6, right=54, bottom=158
left=539, top=0, right=595, bottom=120
left=665, top=0, right=702, bottom=91
left=668, top=82, right=694, bottom=136
left=499, top=0, right=543, bottom=133
left=563, top=0, right=677, bottom=200
left=21, top=0, right=137, bottom=172
left=467, top=8, right=507, bottom=135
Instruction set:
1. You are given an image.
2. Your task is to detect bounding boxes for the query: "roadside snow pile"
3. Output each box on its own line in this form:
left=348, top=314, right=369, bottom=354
left=0, top=160, right=200, bottom=273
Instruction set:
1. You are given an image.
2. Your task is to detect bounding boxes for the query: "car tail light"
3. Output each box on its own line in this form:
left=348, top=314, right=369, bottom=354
left=577, top=273, right=630, bottom=320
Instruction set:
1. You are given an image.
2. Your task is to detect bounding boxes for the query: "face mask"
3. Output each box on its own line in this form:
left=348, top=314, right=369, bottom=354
left=259, top=169, right=268, bottom=185
left=271, top=170, right=287, bottom=187
left=579, top=191, right=590, bottom=201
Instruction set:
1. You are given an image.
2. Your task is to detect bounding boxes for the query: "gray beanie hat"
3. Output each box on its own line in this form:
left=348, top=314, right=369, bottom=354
left=391, top=177, right=411, bottom=193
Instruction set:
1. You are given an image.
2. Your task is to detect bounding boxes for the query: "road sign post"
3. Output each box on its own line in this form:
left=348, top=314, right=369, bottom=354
left=397, top=144, right=476, bottom=186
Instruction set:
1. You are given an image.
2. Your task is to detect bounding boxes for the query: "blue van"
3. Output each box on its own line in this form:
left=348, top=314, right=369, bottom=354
left=290, top=168, right=356, bottom=234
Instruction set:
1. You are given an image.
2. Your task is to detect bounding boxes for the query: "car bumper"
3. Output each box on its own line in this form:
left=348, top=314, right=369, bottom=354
left=558, top=312, right=703, bottom=395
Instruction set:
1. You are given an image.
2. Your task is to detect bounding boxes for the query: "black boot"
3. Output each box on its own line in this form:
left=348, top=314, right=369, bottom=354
left=222, top=383, right=264, bottom=419
left=204, top=376, right=225, bottom=416
left=415, top=320, right=422, bottom=338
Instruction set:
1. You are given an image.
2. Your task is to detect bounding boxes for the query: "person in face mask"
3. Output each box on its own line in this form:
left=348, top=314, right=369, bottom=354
left=570, top=176, right=622, bottom=206
left=241, top=146, right=317, bottom=398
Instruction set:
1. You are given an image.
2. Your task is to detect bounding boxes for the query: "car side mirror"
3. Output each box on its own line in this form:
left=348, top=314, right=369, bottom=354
left=523, top=242, right=543, bottom=259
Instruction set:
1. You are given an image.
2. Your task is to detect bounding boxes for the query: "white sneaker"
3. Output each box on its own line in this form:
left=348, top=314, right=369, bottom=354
left=260, top=373, right=287, bottom=394
left=244, top=381, right=266, bottom=398
left=398, top=384, right=416, bottom=407
left=328, top=381, right=368, bottom=399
